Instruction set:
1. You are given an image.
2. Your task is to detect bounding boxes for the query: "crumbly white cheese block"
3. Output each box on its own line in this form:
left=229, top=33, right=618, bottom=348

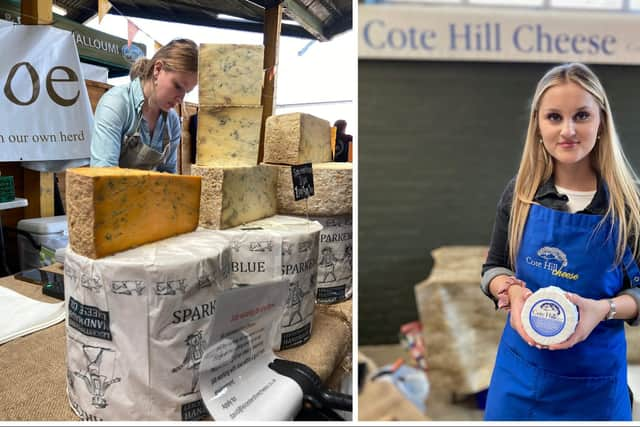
left=264, top=162, right=352, bottom=216
left=309, top=215, right=352, bottom=304
left=191, top=165, right=277, bottom=230
left=64, top=230, right=232, bottom=421
left=196, top=106, right=263, bottom=167
left=263, top=113, right=332, bottom=165
left=198, top=44, right=264, bottom=106
left=221, top=215, right=322, bottom=350
left=521, top=286, right=579, bottom=346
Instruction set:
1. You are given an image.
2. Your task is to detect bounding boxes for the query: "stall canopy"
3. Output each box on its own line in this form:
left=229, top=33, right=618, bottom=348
left=54, top=0, right=352, bottom=42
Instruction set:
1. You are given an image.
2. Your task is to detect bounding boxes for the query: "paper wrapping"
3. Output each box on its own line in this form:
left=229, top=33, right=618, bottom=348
left=222, top=215, right=322, bottom=350
left=309, top=215, right=352, bottom=304
left=64, top=230, right=232, bottom=421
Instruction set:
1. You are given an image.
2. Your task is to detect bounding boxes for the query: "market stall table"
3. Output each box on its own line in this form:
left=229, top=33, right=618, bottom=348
left=0, top=269, right=352, bottom=421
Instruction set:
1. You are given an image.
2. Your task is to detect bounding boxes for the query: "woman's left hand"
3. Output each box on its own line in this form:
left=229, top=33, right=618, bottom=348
left=547, top=292, right=609, bottom=351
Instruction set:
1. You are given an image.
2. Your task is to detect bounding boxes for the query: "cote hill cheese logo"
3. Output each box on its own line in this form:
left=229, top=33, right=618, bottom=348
left=524, top=246, right=580, bottom=280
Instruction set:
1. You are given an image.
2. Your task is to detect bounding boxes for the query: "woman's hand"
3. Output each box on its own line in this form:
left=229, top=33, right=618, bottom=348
left=506, top=282, right=536, bottom=346
left=547, top=293, right=609, bottom=351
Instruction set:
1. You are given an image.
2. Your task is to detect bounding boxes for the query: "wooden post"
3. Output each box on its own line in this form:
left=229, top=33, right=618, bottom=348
left=21, top=0, right=55, bottom=218
left=258, top=3, right=282, bottom=163
left=21, top=0, right=52, bottom=25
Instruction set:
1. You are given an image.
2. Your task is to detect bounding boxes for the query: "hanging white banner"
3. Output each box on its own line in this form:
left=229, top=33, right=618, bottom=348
left=0, top=22, right=93, bottom=161
left=359, top=4, right=640, bottom=64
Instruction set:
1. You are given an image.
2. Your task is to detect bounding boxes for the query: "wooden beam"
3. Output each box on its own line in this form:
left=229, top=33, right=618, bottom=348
left=258, top=3, right=283, bottom=164
left=21, top=0, right=54, bottom=217
left=21, top=0, right=52, bottom=25
left=23, top=170, right=54, bottom=218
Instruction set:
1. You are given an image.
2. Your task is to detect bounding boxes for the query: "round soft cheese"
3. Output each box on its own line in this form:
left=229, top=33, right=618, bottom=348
left=520, top=286, right=579, bottom=346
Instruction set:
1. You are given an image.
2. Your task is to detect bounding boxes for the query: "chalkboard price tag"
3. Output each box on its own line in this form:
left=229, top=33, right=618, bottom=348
left=291, top=163, right=314, bottom=201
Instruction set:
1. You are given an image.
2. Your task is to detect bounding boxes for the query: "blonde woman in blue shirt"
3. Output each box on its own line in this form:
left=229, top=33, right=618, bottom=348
left=90, top=39, right=198, bottom=173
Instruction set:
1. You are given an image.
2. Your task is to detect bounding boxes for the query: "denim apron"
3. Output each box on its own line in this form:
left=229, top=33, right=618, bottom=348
left=119, top=108, right=170, bottom=170
left=484, top=203, right=640, bottom=421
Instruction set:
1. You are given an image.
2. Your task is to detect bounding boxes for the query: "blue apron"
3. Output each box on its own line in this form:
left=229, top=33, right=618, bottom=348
left=484, top=203, right=640, bottom=421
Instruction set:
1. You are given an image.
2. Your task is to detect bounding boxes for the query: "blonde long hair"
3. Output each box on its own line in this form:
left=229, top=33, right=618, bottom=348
left=509, top=63, right=640, bottom=267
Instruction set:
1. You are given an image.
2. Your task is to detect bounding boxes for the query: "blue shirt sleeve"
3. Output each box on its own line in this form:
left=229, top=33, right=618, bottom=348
left=90, top=89, right=127, bottom=167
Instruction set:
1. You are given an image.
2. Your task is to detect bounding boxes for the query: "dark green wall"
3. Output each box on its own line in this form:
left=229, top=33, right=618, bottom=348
left=358, top=60, right=640, bottom=344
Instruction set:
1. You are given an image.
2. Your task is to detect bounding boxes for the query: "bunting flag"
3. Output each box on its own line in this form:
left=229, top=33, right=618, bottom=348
left=154, top=40, right=163, bottom=52
left=267, top=65, right=277, bottom=82
left=97, top=0, right=112, bottom=24
left=127, top=19, right=139, bottom=47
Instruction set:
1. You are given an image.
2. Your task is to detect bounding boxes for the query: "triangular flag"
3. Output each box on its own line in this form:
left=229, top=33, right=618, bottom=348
left=154, top=41, right=163, bottom=52
left=127, top=19, right=139, bottom=48
left=98, top=0, right=112, bottom=24
left=267, top=65, right=277, bottom=82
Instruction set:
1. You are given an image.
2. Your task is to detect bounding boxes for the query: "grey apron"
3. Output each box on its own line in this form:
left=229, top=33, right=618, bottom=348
left=119, top=109, right=170, bottom=170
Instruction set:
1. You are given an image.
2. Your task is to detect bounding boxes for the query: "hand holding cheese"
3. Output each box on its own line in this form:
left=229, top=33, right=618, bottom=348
left=506, top=283, right=536, bottom=346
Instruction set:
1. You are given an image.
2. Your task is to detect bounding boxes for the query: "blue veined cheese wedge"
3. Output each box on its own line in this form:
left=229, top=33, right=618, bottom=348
left=191, top=165, right=277, bottom=230
left=196, top=106, right=263, bottom=167
left=521, top=286, right=579, bottom=345
left=198, top=44, right=264, bottom=106
left=263, top=113, right=332, bottom=165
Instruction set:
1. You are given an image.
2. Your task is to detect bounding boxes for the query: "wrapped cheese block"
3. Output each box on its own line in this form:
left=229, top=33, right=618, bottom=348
left=198, top=44, right=264, bottom=106
left=66, top=167, right=201, bottom=259
left=65, top=230, right=232, bottom=421
left=310, top=215, right=352, bottom=304
left=191, top=165, right=277, bottom=230
left=263, top=113, right=332, bottom=165
left=265, top=162, right=352, bottom=216
left=222, top=215, right=322, bottom=350
left=196, top=106, right=263, bottom=167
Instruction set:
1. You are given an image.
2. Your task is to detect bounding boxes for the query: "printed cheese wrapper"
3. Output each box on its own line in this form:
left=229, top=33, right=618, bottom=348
left=309, top=215, right=352, bottom=304
left=64, top=230, right=232, bottom=421
left=223, top=215, right=322, bottom=350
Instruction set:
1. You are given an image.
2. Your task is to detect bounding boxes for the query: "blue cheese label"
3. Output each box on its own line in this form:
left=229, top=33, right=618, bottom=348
left=528, top=299, right=566, bottom=337
left=521, top=286, right=578, bottom=345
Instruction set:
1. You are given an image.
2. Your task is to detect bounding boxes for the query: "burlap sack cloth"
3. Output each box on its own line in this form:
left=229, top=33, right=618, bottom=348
left=415, top=245, right=640, bottom=399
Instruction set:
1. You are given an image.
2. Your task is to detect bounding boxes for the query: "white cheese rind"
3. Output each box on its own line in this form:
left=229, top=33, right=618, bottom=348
left=310, top=215, right=352, bottom=304
left=192, top=165, right=277, bottom=229
left=65, top=230, right=232, bottom=420
left=263, top=113, right=332, bottom=165
left=521, top=286, right=578, bottom=346
left=196, top=106, right=263, bottom=167
left=265, top=162, right=352, bottom=216
left=198, top=44, right=264, bottom=106
left=221, top=215, right=323, bottom=350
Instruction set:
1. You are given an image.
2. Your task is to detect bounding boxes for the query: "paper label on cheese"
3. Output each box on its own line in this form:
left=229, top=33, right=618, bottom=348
left=65, top=230, right=232, bottom=421
left=222, top=215, right=322, bottom=350
left=528, top=299, right=567, bottom=337
left=199, top=281, right=303, bottom=421
left=310, top=215, right=352, bottom=304
left=521, top=286, right=578, bottom=346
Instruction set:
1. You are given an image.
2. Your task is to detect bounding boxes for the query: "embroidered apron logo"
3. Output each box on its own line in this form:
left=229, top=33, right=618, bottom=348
left=524, top=246, right=580, bottom=280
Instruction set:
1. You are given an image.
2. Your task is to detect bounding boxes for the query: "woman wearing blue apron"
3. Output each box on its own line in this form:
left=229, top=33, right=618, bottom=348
left=481, top=63, right=640, bottom=421
left=90, top=39, right=198, bottom=172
